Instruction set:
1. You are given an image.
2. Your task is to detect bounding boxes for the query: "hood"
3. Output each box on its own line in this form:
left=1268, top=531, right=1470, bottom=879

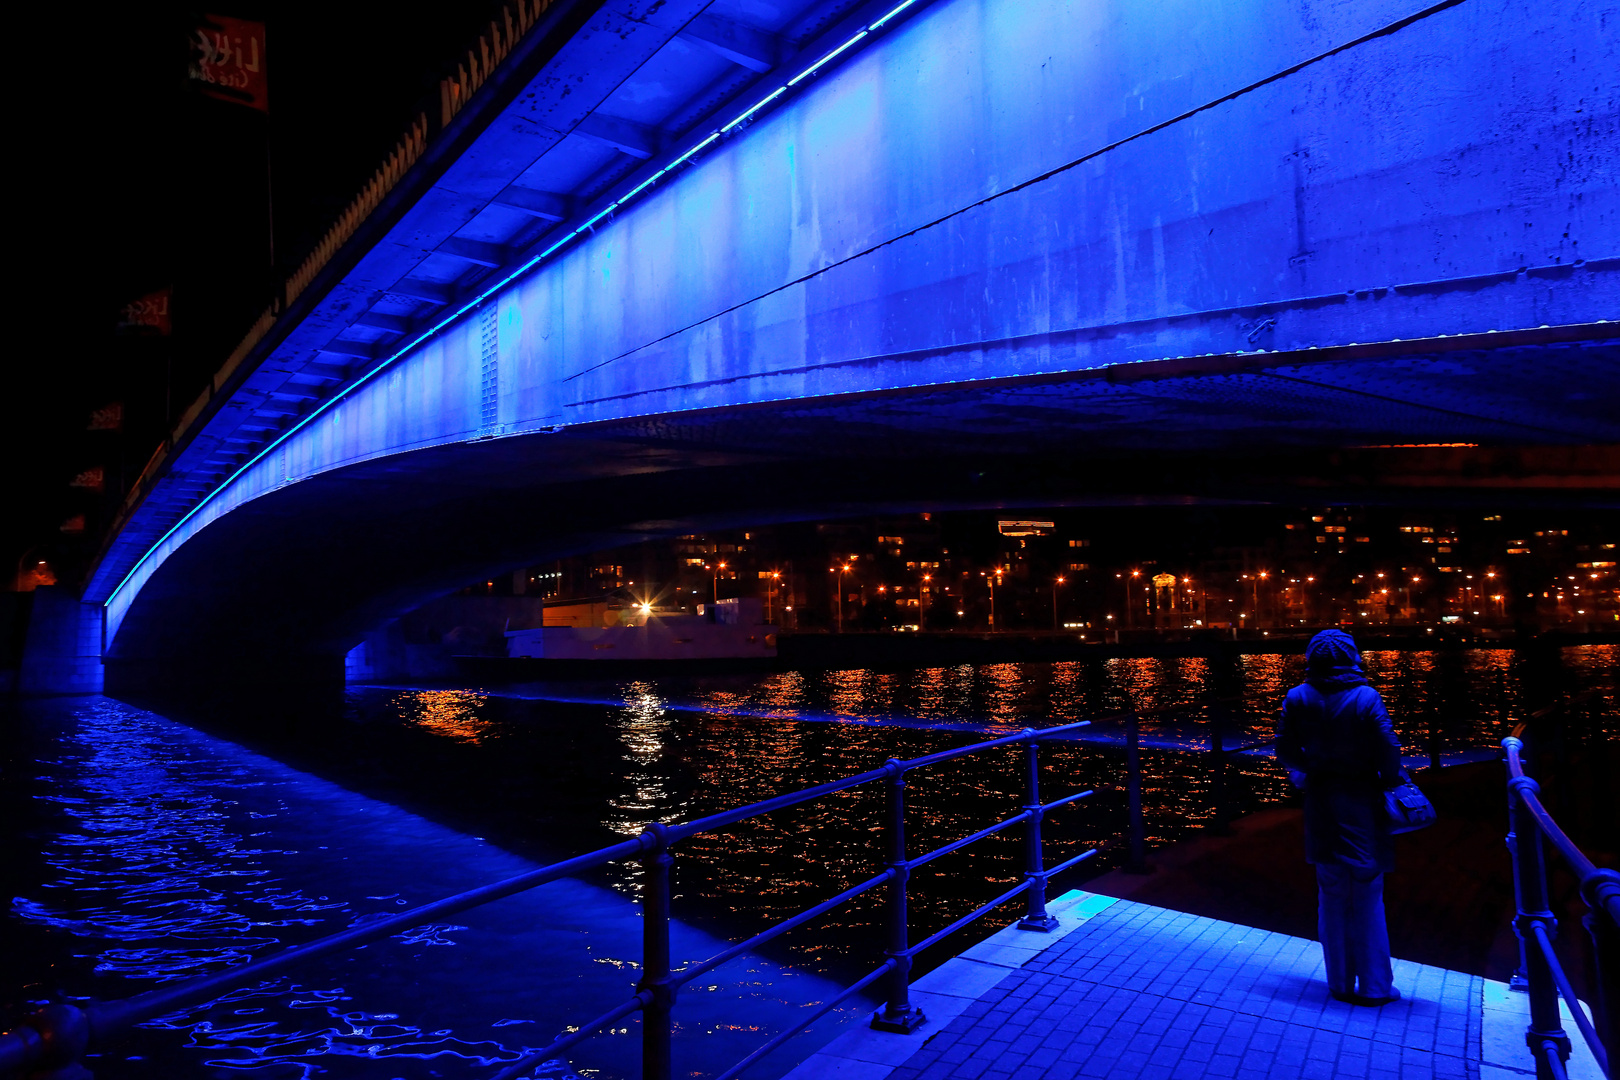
left=1306, top=629, right=1367, bottom=689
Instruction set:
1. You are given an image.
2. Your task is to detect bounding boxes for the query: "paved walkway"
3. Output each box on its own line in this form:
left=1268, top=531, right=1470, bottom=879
left=786, top=892, right=1602, bottom=1080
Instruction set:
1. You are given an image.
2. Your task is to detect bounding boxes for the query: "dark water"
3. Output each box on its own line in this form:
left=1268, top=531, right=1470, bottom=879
left=4, top=646, right=1614, bottom=1079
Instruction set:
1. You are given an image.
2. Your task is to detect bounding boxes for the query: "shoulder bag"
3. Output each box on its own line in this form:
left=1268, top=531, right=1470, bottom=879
left=1385, top=773, right=1436, bottom=834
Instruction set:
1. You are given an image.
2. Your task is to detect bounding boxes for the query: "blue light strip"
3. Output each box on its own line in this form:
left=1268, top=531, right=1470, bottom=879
left=788, top=29, right=867, bottom=84
left=106, top=0, right=928, bottom=609
left=869, top=0, right=918, bottom=30
left=721, top=86, right=787, bottom=132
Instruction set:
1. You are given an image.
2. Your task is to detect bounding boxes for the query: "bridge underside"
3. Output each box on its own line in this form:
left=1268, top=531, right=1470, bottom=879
left=105, top=329, right=1618, bottom=717
left=88, top=0, right=1619, bottom=718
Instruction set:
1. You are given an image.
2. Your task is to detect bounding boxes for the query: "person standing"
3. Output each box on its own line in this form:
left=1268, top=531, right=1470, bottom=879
left=1276, top=629, right=1405, bottom=1005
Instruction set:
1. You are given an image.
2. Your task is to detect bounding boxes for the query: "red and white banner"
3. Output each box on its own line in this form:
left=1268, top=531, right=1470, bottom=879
left=189, top=15, right=269, bottom=112
left=69, top=467, right=105, bottom=493
left=118, top=287, right=172, bottom=335
left=88, top=403, right=123, bottom=431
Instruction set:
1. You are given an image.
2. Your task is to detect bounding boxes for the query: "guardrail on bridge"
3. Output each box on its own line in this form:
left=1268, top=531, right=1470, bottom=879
left=1502, top=735, right=1617, bottom=1080
left=0, top=721, right=1101, bottom=1080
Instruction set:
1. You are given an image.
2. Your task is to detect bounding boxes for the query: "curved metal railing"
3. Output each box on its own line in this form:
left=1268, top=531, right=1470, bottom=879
left=0, top=720, right=1101, bottom=1080
left=1502, top=735, right=1618, bottom=1080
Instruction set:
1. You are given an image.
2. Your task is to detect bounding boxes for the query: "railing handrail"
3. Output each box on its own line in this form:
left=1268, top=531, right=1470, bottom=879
left=1504, top=738, right=1612, bottom=914
left=1500, top=735, right=1617, bottom=1080
left=0, top=719, right=1098, bottom=1080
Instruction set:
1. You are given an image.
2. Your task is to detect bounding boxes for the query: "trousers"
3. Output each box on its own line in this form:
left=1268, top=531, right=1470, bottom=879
left=1316, top=863, right=1394, bottom=998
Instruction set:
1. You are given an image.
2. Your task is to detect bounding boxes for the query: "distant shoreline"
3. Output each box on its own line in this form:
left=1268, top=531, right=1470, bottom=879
left=448, top=628, right=1617, bottom=681
left=772, top=627, right=1618, bottom=668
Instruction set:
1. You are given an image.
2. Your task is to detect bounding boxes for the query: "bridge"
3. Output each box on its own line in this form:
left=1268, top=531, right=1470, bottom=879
left=46, top=0, right=1618, bottom=703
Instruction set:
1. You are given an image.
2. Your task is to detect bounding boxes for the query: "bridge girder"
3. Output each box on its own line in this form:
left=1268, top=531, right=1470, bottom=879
left=85, top=0, right=1619, bottom=703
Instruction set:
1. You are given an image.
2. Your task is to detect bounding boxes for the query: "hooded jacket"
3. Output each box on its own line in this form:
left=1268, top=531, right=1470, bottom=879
left=1276, top=630, right=1404, bottom=871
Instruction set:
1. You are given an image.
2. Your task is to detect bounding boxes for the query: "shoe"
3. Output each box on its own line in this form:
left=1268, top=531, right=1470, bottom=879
left=1329, top=989, right=1358, bottom=1004
left=1353, top=989, right=1401, bottom=1006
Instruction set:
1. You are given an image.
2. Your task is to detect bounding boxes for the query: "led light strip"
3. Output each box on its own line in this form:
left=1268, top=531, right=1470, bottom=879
left=106, top=0, right=927, bottom=609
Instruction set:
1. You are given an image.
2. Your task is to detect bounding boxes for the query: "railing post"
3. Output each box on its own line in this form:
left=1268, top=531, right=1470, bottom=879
left=638, top=823, right=675, bottom=1080
left=871, top=760, right=925, bottom=1033
left=1208, top=706, right=1231, bottom=836
left=1125, top=711, right=1149, bottom=874
left=1018, top=732, right=1060, bottom=931
left=1428, top=706, right=1442, bottom=772
left=1579, top=869, right=1620, bottom=1070
left=1505, top=762, right=1571, bottom=1080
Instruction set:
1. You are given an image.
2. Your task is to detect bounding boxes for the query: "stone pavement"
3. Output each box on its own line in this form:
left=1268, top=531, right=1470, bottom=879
left=786, top=891, right=1603, bottom=1080
left=891, top=896, right=1477, bottom=1080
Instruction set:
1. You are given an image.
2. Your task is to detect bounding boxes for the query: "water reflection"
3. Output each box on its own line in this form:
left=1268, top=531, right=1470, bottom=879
left=344, top=645, right=1617, bottom=985
left=5, top=697, right=855, bottom=1080
left=22, top=646, right=1589, bottom=1077
left=606, top=682, right=678, bottom=837
left=394, top=689, right=493, bottom=743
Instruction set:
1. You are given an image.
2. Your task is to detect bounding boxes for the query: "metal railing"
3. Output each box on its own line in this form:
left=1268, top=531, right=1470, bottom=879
left=1502, top=735, right=1618, bottom=1080
left=0, top=721, right=1101, bottom=1080
left=1117, top=702, right=1276, bottom=870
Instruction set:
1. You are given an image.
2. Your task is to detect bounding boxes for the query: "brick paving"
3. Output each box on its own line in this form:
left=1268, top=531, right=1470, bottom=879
left=885, top=898, right=1481, bottom=1080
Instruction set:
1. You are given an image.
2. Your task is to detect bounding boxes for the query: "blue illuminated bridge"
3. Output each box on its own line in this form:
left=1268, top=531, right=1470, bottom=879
left=79, top=0, right=1617, bottom=703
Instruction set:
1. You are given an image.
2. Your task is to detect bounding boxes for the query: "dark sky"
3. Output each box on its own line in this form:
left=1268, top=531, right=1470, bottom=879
left=8, top=2, right=510, bottom=584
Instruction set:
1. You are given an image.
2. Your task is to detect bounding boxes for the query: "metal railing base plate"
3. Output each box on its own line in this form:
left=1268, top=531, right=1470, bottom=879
left=870, top=1005, right=928, bottom=1034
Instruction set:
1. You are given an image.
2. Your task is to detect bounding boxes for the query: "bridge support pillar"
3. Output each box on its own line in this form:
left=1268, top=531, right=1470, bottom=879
left=18, top=587, right=104, bottom=696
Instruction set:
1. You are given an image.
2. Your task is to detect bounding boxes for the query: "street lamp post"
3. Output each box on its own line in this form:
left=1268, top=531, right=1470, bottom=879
left=712, top=561, right=727, bottom=606
left=832, top=563, right=852, bottom=632
left=988, top=569, right=1003, bottom=631
left=1248, top=570, right=1270, bottom=626
left=1402, top=575, right=1420, bottom=620
left=1053, top=576, right=1065, bottom=631
left=1126, top=569, right=1141, bottom=630
left=14, top=545, right=51, bottom=593
left=765, top=571, right=780, bottom=622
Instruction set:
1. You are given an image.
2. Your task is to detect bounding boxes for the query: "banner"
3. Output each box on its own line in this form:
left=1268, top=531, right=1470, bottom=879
left=997, top=520, right=1055, bottom=537
left=189, top=15, right=268, bottom=112
left=88, top=403, right=123, bottom=431
left=118, top=287, right=172, bottom=335
left=69, top=467, right=105, bottom=493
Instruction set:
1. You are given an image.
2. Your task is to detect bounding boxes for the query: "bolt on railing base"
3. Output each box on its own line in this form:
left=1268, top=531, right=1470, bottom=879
left=1018, top=913, right=1060, bottom=932
left=870, top=1004, right=927, bottom=1034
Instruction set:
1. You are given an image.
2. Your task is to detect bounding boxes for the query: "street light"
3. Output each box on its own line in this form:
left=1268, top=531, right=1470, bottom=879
left=765, top=570, right=781, bottom=622
left=14, top=546, right=48, bottom=592
left=1125, top=569, right=1141, bottom=630
left=1401, top=575, right=1421, bottom=619
left=831, top=562, right=852, bottom=632
left=1053, top=576, right=1065, bottom=631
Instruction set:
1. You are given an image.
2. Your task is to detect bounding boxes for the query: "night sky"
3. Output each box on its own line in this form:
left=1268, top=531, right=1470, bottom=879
left=8, top=1, right=511, bottom=583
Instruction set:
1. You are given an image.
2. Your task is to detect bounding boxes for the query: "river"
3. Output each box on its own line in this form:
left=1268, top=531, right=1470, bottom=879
left=3, top=646, right=1613, bottom=1079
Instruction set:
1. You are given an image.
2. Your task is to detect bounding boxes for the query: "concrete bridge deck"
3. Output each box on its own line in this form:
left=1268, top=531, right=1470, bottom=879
left=789, top=891, right=1602, bottom=1080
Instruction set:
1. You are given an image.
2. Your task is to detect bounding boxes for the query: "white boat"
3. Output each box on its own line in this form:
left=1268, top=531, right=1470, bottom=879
left=503, top=597, right=776, bottom=661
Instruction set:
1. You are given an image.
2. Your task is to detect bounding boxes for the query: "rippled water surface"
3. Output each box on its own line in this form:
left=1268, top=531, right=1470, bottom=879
left=4, top=646, right=1614, bottom=1079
